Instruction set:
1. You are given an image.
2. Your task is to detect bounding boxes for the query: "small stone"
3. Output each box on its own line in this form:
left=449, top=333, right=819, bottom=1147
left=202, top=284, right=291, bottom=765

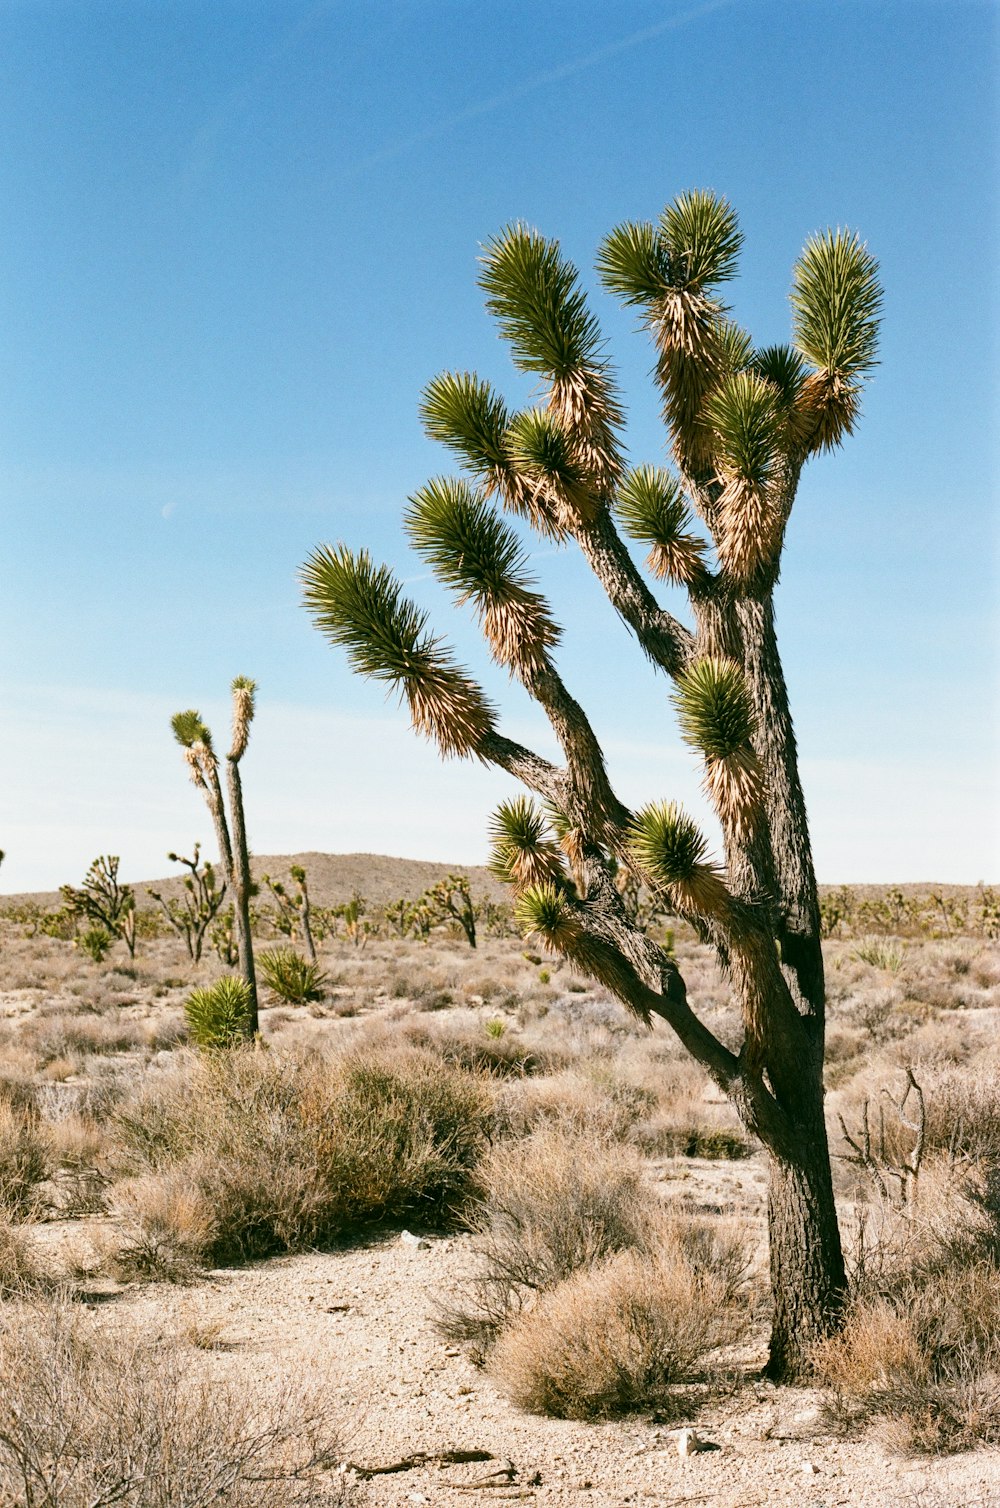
left=675, top=1428, right=701, bottom=1458
left=801, top=1460, right=819, bottom=1475
left=399, top=1230, right=430, bottom=1250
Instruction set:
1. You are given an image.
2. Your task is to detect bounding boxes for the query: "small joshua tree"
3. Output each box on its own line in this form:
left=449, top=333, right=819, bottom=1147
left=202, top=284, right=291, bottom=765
left=61, top=855, right=137, bottom=958
left=148, top=844, right=227, bottom=962
left=170, top=680, right=259, bottom=1032
left=261, top=865, right=317, bottom=962
left=420, top=873, right=479, bottom=948
left=302, top=191, right=882, bottom=1379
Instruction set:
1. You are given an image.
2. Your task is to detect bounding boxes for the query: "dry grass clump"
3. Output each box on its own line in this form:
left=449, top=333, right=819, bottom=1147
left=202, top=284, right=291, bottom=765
left=489, top=1243, right=749, bottom=1420
left=494, top=1068, right=655, bottom=1141
left=817, top=1158, right=1000, bottom=1452
left=438, top=1121, right=751, bottom=1376
left=0, top=1302, right=353, bottom=1505
left=0, top=1220, right=51, bottom=1297
left=399, top=1012, right=562, bottom=1079
left=108, top=1044, right=493, bottom=1271
left=0, top=1101, right=49, bottom=1215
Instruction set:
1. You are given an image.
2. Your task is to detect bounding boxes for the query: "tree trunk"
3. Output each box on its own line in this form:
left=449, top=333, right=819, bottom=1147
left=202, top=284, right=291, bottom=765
left=764, top=1101, right=846, bottom=1380
left=225, top=759, right=258, bottom=1034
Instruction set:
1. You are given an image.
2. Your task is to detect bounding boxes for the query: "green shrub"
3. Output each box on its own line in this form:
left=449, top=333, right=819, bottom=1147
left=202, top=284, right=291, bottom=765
left=78, top=927, right=113, bottom=963
left=184, top=977, right=253, bottom=1049
left=257, top=947, right=328, bottom=1004
left=853, top=936, right=905, bottom=972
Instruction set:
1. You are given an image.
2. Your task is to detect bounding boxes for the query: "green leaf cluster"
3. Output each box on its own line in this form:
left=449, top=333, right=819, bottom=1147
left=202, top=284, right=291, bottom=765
left=597, top=189, right=741, bottom=305
left=184, top=976, right=254, bottom=1049
left=703, top=371, right=782, bottom=488
left=627, top=802, right=712, bottom=886
left=615, top=466, right=691, bottom=550
left=419, top=371, right=510, bottom=481
left=405, top=478, right=533, bottom=605
left=791, top=229, right=881, bottom=378
left=479, top=224, right=605, bottom=380
left=672, top=658, right=755, bottom=760
left=171, top=710, right=212, bottom=749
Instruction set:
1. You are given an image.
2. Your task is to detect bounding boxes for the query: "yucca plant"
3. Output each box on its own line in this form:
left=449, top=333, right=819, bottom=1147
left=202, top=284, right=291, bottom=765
left=184, top=976, right=254, bottom=1050
left=257, top=946, right=327, bottom=1005
left=169, top=680, right=259, bottom=1035
left=302, top=190, right=882, bottom=1381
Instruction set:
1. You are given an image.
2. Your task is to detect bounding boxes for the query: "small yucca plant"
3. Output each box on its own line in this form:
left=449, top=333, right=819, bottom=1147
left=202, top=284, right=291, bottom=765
left=185, top=977, right=254, bottom=1049
left=77, top=926, right=113, bottom=964
left=257, top=947, right=328, bottom=1005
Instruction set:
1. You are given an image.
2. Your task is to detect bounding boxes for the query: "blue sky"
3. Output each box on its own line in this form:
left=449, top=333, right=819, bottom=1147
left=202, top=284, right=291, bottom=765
left=0, top=0, right=996, bottom=893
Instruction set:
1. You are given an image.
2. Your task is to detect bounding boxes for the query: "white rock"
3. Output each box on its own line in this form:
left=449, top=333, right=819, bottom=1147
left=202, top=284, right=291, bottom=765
left=801, top=1460, right=818, bottom=1475
left=399, top=1230, right=430, bottom=1250
left=675, top=1428, right=701, bottom=1458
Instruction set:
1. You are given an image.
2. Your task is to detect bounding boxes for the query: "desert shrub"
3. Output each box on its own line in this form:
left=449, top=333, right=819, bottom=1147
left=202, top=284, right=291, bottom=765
left=439, top=1123, right=674, bottom=1351
left=184, top=976, right=254, bottom=1049
left=400, top=1014, right=553, bottom=1078
left=0, top=1303, right=352, bottom=1505
left=111, top=1169, right=219, bottom=1281
left=77, top=926, right=113, bottom=963
left=0, top=1103, right=49, bottom=1216
left=109, top=1045, right=492, bottom=1266
left=854, top=937, right=906, bottom=971
left=489, top=1243, right=750, bottom=1419
left=817, top=1158, right=1000, bottom=1452
left=494, top=1070, right=653, bottom=1142
left=0, top=1221, right=48, bottom=1297
left=257, top=947, right=328, bottom=1004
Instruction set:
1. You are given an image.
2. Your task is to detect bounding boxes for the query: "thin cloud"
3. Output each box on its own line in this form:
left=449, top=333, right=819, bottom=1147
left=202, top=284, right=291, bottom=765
left=334, top=0, right=739, bottom=181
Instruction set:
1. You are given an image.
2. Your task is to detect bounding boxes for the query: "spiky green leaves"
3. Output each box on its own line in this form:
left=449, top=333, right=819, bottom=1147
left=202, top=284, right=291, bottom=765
left=171, top=710, right=211, bottom=750
left=791, top=229, right=882, bottom=452
left=703, top=371, right=783, bottom=580
left=595, top=221, right=672, bottom=306
left=420, top=372, right=512, bottom=487
left=301, top=545, right=496, bottom=759
left=229, top=676, right=256, bottom=761
left=626, top=802, right=727, bottom=914
left=659, top=190, right=743, bottom=293
left=480, top=225, right=605, bottom=381
left=404, top=479, right=560, bottom=674
left=514, top=881, right=579, bottom=948
left=615, top=466, right=708, bottom=586
left=673, top=658, right=754, bottom=760
left=505, top=407, right=594, bottom=529
left=673, top=659, right=763, bottom=836
left=488, top=797, right=566, bottom=892
left=479, top=225, right=622, bottom=497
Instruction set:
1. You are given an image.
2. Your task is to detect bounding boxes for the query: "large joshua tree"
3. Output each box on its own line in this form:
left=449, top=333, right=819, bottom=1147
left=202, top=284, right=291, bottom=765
left=301, top=191, right=881, bottom=1379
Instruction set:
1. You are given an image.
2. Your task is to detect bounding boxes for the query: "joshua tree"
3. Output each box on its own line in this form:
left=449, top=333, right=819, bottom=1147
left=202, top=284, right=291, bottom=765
left=170, top=679, right=259, bottom=1031
left=261, top=864, right=317, bottom=962
left=301, top=190, right=881, bottom=1379
left=420, top=873, right=479, bottom=948
left=61, top=855, right=137, bottom=957
left=148, top=844, right=227, bottom=962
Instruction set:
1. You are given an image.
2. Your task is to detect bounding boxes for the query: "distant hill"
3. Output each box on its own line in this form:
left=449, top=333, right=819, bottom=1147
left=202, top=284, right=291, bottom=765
left=4, top=852, right=508, bottom=912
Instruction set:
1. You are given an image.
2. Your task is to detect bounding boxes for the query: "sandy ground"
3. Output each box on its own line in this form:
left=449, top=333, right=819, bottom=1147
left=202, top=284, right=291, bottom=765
left=39, top=1211, right=999, bottom=1508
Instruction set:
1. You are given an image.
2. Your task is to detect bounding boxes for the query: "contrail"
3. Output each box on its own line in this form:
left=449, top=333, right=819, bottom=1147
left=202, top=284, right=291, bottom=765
left=334, top=0, right=740, bottom=181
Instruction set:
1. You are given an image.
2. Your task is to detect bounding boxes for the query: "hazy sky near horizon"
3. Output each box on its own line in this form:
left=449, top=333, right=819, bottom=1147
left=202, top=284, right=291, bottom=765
left=0, top=0, right=997, bottom=894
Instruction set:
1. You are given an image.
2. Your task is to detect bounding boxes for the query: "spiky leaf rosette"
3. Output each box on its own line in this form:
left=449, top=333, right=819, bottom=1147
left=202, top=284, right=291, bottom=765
left=514, top=880, right=579, bottom=949
left=790, top=229, right=882, bottom=452
left=229, top=675, right=256, bottom=761
left=418, top=371, right=535, bottom=513
left=171, top=710, right=212, bottom=750
left=506, top=408, right=594, bottom=530
left=673, top=658, right=763, bottom=835
left=704, top=371, right=784, bottom=580
left=301, top=545, right=496, bottom=759
left=488, top=797, right=566, bottom=892
left=615, top=466, right=708, bottom=586
left=404, top=478, right=560, bottom=675
left=627, top=801, right=727, bottom=915
left=479, top=225, right=622, bottom=492
left=659, top=190, right=742, bottom=293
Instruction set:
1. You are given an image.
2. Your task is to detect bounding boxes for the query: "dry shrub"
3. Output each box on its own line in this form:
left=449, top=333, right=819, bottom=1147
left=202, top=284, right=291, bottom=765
left=0, top=1101, right=49, bottom=1215
left=438, top=1121, right=750, bottom=1356
left=817, top=1157, right=1000, bottom=1452
left=0, top=1302, right=353, bottom=1505
left=489, top=1243, right=749, bottom=1419
left=494, top=1069, right=653, bottom=1141
left=108, top=1045, right=492, bottom=1269
left=0, top=1221, right=49, bottom=1297
left=399, top=1013, right=552, bottom=1077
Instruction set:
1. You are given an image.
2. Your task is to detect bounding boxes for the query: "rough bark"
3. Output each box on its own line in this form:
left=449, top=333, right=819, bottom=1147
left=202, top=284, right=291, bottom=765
left=765, top=1112, right=847, bottom=1379
left=225, top=758, right=259, bottom=1033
